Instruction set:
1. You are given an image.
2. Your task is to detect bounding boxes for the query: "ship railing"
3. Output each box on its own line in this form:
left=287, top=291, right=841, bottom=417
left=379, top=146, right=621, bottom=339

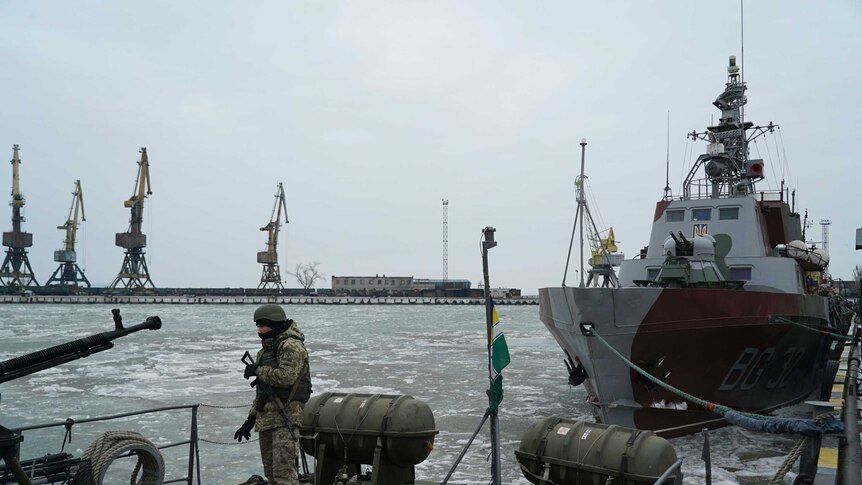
left=653, top=459, right=683, bottom=485
left=838, top=322, right=861, bottom=485
left=8, top=404, right=201, bottom=485
left=680, top=178, right=786, bottom=202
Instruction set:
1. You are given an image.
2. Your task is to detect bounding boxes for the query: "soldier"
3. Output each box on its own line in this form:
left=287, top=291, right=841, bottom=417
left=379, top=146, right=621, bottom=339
left=234, top=304, right=312, bottom=485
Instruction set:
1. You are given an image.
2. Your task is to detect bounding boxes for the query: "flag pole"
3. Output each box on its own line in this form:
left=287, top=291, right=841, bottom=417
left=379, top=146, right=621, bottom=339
left=481, top=226, right=501, bottom=485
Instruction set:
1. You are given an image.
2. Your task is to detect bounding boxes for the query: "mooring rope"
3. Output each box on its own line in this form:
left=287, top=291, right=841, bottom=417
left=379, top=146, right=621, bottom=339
left=767, top=411, right=837, bottom=484
left=770, top=315, right=854, bottom=342
left=582, top=324, right=844, bottom=435
left=767, top=436, right=809, bottom=485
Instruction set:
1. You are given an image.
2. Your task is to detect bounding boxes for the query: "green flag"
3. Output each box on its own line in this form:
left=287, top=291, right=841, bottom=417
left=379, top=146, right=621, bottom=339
left=489, top=298, right=510, bottom=413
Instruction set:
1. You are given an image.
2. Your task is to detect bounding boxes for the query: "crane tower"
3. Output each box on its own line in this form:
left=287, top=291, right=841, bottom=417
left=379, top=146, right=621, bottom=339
left=46, top=180, right=90, bottom=288
left=110, top=148, right=155, bottom=290
left=257, top=183, right=289, bottom=290
left=0, top=145, right=39, bottom=289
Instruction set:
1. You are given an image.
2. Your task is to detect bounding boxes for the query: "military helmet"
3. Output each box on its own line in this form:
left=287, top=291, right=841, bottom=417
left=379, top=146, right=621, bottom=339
left=254, top=304, right=287, bottom=323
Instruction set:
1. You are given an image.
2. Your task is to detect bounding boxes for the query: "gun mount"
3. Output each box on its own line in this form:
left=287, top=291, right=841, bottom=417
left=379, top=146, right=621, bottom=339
left=0, top=309, right=161, bottom=385
left=0, top=309, right=161, bottom=485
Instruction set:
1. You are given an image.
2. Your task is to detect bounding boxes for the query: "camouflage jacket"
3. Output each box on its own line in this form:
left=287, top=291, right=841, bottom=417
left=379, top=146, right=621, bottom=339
left=249, top=321, right=309, bottom=432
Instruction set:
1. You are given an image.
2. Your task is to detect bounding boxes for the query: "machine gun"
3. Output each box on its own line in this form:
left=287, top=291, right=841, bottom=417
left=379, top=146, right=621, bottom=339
left=0, top=309, right=161, bottom=485
left=668, top=231, right=694, bottom=257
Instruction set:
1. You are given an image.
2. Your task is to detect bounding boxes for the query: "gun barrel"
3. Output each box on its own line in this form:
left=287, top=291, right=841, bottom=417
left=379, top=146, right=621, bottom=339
left=0, top=316, right=161, bottom=384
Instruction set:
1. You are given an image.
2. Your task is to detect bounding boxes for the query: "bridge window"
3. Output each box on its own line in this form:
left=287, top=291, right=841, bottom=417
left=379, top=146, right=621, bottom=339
left=666, top=210, right=684, bottom=222
left=719, top=207, right=739, bottom=220
left=692, top=208, right=712, bottom=221
left=730, top=267, right=752, bottom=280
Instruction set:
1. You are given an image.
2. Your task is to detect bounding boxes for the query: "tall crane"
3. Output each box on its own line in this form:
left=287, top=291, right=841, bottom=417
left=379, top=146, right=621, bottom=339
left=0, top=145, right=38, bottom=289
left=46, top=180, right=90, bottom=288
left=110, top=147, right=155, bottom=290
left=257, top=183, right=288, bottom=289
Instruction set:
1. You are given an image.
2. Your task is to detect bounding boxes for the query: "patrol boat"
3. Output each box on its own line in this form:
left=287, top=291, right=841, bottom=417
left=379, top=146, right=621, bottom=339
left=539, top=56, right=852, bottom=437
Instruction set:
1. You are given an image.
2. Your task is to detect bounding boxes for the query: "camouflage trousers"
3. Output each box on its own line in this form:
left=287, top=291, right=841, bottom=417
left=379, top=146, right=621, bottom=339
left=258, top=426, right=298, bottom=485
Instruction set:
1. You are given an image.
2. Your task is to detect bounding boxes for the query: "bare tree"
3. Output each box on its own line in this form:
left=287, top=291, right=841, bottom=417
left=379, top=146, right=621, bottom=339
left=293, top=261, right=324, bottom=290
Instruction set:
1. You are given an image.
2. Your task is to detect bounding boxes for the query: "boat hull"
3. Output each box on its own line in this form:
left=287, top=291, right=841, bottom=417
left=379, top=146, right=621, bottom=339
left=539, top=286, right=837, bottom=437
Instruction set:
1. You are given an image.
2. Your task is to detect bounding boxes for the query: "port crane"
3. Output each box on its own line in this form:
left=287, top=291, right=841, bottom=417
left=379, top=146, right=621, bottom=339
left=0, top=145, right=38, bottom=289
left=257, top=182, right=288, bottom=289
left=46, top=180, right=90, bottom=288
left=563, top=139, right=621, bottom=289
left=110, top=148, right=155, bottom=290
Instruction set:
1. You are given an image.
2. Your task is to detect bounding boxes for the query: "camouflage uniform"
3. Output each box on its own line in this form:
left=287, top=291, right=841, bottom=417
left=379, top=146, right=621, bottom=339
left=248, top=321, right=309, bottom=485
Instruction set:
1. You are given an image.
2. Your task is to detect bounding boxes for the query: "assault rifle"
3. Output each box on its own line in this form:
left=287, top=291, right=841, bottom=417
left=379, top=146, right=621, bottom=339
left=0, top=309, right=161, bottom=485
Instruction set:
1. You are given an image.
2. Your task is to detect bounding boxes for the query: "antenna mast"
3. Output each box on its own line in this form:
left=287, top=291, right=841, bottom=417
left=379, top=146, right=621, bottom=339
left=663, top=111, right=672, bottom=200
left=820, top=219, right=831, bottom=252
left=442, top=199, right=449, bottom=281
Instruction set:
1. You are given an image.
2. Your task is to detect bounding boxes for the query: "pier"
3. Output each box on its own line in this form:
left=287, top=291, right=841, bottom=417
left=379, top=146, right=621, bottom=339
left=0, top=295, right=538, bottom=305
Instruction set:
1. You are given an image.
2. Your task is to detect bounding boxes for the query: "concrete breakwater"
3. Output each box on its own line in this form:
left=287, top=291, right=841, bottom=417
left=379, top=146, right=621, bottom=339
left=1, top=295, right=539, bottom=305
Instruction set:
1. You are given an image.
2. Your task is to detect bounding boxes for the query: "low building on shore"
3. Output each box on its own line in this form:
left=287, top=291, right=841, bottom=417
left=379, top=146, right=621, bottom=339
left=331, top=275, right=475, bottom=297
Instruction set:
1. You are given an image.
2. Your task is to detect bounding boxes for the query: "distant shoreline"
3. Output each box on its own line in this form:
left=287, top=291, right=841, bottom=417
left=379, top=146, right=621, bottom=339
left=1, top=295, right=538, bottom=305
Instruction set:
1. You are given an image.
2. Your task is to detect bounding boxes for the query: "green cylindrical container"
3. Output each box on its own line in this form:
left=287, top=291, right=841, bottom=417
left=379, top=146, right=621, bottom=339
left=515, top=417, right=681, bottom=484
left=299, top=392, right=438, bottom=466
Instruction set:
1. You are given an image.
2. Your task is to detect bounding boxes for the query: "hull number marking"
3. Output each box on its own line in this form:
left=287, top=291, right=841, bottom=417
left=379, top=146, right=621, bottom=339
left=719, top=347, right=804, bottom=391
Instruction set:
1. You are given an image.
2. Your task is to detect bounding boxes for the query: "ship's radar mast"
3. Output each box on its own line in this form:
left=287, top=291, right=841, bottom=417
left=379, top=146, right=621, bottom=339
left=683, top=56, right=777, bottom=200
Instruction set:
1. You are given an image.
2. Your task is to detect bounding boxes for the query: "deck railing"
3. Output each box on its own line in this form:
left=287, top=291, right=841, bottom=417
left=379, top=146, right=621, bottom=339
left=8, top=404, right=201, bottom=485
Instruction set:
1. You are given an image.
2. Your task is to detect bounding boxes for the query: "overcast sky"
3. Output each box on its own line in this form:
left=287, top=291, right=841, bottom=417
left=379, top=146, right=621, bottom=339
left=1, top=1, right=860, bottom=294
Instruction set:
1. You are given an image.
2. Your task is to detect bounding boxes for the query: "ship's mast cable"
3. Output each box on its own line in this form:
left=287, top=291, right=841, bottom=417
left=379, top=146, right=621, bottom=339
left=778, top=128, right=792, bottom=185
left=740, top=0, right=745, bottom=130
left=679, top=136, right=691, bottom=196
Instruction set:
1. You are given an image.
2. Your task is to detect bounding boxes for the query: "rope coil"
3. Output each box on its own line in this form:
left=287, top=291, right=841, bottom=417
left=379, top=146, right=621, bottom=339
left=73, top=430, right=164, bottom=485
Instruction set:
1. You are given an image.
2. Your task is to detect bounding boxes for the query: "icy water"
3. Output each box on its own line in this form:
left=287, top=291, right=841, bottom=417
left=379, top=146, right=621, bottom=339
left=0, top=304, right=807, bottom=484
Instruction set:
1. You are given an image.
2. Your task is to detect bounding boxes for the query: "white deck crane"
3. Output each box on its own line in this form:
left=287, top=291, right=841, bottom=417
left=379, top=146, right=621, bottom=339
left=110, top=148, right=155, bottom=290
left=0, top=145, right=38, bottom=289
left=257, top=183, right=289, bottom=290
left=46, top=180, right=90, bottom=288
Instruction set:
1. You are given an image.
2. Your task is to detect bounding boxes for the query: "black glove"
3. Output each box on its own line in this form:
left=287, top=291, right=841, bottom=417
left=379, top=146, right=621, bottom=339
left=243, top=363, right=259, bottom=379
left=234, top=416, right=255, bottom=442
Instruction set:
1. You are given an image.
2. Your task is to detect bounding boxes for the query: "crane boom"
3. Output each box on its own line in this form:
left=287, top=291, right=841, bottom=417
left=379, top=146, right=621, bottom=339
left=58, top=180, right=85, bottom=253
left=10, top=145, right=23, bottom=210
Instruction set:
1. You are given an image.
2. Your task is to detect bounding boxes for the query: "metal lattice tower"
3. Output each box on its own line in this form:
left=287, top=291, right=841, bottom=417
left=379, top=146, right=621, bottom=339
left=442, top=199, right=448, bottom=281
left=110, top=148, right=155, bottom=290
left=0, top=145, right=39, bottom=289
left=820, top=219, right=831, bottom=252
